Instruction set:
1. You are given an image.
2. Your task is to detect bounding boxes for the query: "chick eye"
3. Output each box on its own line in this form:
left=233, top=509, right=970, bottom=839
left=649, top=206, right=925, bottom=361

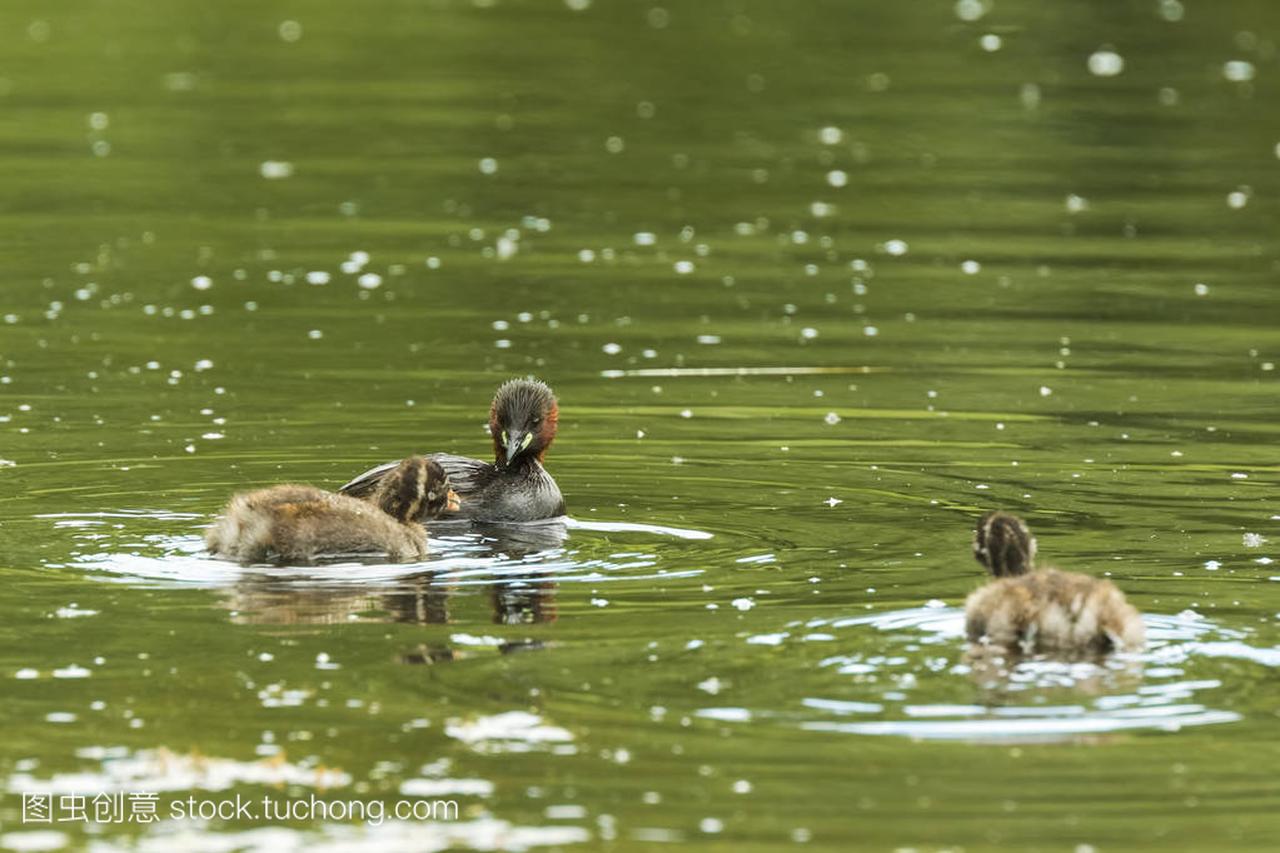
left=501, top=430, right=509, bottom=446
left=521, top=432, right=533, bottom=450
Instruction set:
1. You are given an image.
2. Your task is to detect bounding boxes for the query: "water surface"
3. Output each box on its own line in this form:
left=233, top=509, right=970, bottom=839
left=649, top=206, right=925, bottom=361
left=3, top=0, right=1280, bottom=850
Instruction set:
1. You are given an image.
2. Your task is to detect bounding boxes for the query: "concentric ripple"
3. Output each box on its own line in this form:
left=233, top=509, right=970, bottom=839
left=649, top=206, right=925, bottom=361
left=699, top=607, right=1272, bottom=743
left=41, top=510, right=715, bottom=591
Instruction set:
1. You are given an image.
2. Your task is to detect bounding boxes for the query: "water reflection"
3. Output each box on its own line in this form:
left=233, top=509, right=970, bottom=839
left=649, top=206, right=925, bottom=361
left=49, top=506, right=1280, bottom=744
left=8, top=0, right=1280, bottom=846
left=777, top=608, right=1261, bottom=742
left=216, top=521, right=567, bottom=663
left=223, top=583, right=383, bottom=626
left=56, top=511, right=707, bottom=667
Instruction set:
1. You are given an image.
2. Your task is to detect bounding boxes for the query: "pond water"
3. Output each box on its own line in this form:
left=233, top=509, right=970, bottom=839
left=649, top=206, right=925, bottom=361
left=3, top=0, right=1280, bottom=849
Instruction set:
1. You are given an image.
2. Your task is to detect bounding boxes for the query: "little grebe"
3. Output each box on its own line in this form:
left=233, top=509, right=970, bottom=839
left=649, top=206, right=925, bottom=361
left=205, top=456, right=458, bottom=565
left=965, top=511, right=1145, bottom=657
left=339, top=378, right=565, bottom=522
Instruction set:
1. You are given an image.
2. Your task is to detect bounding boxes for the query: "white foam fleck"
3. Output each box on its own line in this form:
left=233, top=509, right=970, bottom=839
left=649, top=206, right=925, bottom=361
left=1087, top=49, right=1124, bottom=77
left=818, top=126, right=843, bottom=145
left=0, top=830, right=70, bottom=852
left=259, top=160, right=294, bottom=179
left=1223, top=60, right=1255, bottom=82
left=449, top=634, right=504, bottom=647
left=746, top=632, right=788, bottom=646
left=445, top=711, right=573, bottom=752
left=697, top=677, right=725, bottom=695
left=954, top=0, right=986, bottom=22
left=695, top=707, right=752, bottom=722
left=399, top=777, right=495, bottom=797
left=54, top=605, right=98, bottom=618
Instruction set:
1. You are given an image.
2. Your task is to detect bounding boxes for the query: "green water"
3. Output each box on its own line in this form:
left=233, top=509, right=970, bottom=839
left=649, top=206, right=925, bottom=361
left=3, top=0, right=1280, bottom=849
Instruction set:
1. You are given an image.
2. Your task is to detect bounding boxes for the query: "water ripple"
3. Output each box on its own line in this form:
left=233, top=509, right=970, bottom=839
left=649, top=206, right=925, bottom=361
left=48, top=511, right=714, bottom=593
left=759, top=606, right=1272, bottom=742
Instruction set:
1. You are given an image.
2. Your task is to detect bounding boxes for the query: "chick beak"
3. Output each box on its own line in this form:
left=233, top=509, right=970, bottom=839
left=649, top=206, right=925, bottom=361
left=504, top=431, right=526, bottom=467
left=445, top=489, right=460, bottom=512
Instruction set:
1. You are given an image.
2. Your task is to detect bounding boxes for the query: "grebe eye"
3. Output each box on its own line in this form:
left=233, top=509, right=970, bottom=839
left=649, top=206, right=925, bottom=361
left=501, top=430, right=509, bottom=446
left=521, top=432, right=533, bottom=450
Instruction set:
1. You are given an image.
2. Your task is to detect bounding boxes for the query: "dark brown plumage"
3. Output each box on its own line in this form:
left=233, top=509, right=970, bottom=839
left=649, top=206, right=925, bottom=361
left=339, top=378, right=565, bottom=522
left=965, top=511, right=1145, bottom=657
left=205, top=457, right=457, bottom=565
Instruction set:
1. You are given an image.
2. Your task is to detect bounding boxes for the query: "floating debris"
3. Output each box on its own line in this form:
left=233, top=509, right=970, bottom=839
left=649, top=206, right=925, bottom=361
left=259, top=160, right=294, bottom=179
left=1087, top=48, right=1124, bottom=77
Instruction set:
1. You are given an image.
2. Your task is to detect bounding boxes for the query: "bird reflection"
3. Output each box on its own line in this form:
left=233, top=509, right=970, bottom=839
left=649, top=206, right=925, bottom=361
left=222, top=584, right=383, bottom=626
left=964, top=646, right=1146, bottom=701
left=221, top=520, right=568, bottom=663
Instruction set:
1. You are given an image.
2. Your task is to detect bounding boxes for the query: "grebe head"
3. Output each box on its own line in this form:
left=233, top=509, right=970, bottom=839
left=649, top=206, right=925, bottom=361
left=489, top=378, right=559, bottom=468
left=973, top=511, right=1036, bottom=577
left=375, top=456, right=459, bottom=521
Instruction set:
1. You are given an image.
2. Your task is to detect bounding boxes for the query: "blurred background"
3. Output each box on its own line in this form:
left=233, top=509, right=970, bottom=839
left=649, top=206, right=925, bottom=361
left=1, top=0, right=1279, bottom=850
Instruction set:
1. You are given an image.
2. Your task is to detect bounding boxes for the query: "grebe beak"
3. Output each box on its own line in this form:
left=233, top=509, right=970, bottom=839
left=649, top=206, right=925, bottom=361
left=504, top=430, right=531, bottom=466
left=445, top=489, right=460, bottom=512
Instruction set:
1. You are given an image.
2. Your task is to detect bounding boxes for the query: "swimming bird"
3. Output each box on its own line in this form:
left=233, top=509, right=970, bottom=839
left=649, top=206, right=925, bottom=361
left=339, top=378, right=565, bottom=522
left=205, top=456, right=457, bottom=565
left=965, top=511, right=1145, bottom=657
